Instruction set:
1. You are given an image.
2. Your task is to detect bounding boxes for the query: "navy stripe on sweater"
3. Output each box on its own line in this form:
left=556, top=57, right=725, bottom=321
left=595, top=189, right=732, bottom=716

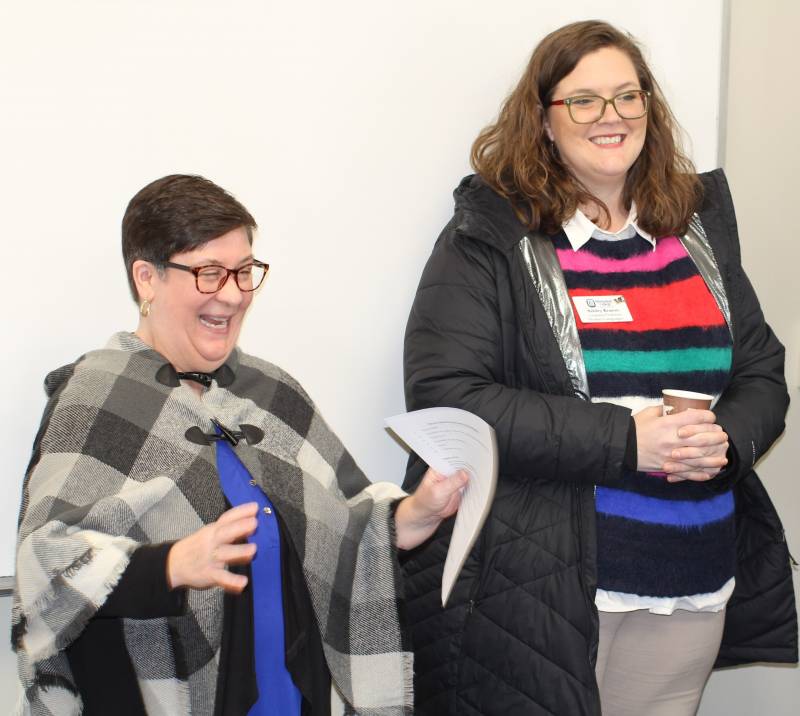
left=579, top=326, right=731, bottom=351
left=613, top=470, right=725, bottom=501
left=596, top=513, right=736, bottom=597
left=552, top=232, right=653, bottom=259
left=589, top=370, right=729, bottom=400
left=562, top=256, right=698, bottom=290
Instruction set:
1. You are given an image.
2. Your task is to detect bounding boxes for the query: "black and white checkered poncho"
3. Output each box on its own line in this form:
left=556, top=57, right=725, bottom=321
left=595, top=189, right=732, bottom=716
left=12, top=332, right=412, bottom=715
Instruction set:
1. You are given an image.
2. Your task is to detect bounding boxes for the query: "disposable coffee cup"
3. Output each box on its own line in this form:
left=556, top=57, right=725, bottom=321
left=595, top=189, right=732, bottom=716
left=662, top=389, right=713, bottom=415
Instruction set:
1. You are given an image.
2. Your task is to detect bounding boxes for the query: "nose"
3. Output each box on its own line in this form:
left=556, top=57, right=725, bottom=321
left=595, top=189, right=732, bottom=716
left=598, top=98, right=619, bottom=123
left=216, top=274, right=245, bottom=305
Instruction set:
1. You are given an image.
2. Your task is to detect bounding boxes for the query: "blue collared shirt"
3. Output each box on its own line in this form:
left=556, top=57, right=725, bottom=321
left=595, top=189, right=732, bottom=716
left=216, top=440, right=302, bottom=716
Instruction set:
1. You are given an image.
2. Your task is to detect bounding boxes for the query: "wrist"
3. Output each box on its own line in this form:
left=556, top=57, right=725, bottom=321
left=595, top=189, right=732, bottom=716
left=394, top=495, right=442, bottom=550
left=400, top=494, right=440, bottom=528
left=166, top=541, right=183, bottom=590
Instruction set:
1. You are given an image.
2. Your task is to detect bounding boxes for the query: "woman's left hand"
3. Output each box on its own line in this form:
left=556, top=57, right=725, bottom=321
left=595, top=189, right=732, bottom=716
left=663, top=422, right=730, bottom=483
left=394, top=468, right=469, bottom=550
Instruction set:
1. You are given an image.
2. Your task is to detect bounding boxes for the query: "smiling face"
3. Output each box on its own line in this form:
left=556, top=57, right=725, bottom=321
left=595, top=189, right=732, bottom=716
left=545, top=46, right=647, bottom=198
left=134, top=227, right=255, bottom=373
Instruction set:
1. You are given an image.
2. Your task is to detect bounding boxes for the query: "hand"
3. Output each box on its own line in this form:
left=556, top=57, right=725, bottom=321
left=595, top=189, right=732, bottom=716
left=394, top=468, right=469, bottom=550
left=634, top=407, right=728, bottom=481
left=663, top=421, right=729, bottom=482
left=167, top=502, right=259, bottom=592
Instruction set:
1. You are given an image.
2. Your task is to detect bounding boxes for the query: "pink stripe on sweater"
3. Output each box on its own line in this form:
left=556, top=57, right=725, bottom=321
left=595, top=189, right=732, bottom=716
left=556, top=236, right=686, bottom=273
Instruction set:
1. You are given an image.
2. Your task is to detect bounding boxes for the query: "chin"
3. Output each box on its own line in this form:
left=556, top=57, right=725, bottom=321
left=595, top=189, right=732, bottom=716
left=195, top=342, right=236, bottom=370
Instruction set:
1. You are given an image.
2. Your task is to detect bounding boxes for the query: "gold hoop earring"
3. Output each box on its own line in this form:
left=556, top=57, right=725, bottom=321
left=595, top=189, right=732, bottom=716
left=139, top=299, right=151, bottom=317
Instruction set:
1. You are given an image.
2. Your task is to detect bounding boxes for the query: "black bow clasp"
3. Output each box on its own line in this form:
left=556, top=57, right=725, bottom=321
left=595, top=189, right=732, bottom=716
left=185, top=418, right=264, bottom=447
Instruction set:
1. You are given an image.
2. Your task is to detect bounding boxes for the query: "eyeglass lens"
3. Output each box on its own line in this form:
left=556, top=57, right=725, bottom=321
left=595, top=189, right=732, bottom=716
left=569, top=90, right=648, bottom=123
left=196, top=263, right=267, bottom=293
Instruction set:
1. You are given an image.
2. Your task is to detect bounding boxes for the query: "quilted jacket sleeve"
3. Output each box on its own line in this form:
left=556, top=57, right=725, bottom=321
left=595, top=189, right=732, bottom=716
left=404, top=226, right=631, bottom=488
left=701, top=169, right=789, bottom=486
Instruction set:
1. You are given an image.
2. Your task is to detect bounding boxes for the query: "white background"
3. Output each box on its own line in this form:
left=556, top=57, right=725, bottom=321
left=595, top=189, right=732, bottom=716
left=6, top=2, right=798, bottom=714
left=0, top=0, right=724, bottom=580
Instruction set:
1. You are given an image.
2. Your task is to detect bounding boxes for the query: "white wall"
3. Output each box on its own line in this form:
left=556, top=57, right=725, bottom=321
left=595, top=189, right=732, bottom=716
left=0, top=0, right=726, bottom=710
left=699, top=0, right=800, bottom=713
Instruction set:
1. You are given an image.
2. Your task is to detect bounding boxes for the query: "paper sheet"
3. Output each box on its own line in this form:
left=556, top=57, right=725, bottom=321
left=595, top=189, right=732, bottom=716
left=385, top=407, right=497, bottom=606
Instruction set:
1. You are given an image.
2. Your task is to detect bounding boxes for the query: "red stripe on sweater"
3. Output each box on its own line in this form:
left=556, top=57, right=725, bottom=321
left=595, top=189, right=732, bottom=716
left=570, top=275, right=725, bottom=332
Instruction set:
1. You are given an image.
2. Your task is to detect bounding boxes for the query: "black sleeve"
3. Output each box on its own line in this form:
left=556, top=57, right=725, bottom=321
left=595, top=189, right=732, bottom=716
left=700, top=171, right=789, bottom=488
left=623, top=418, right=638, bottom=471
left=404, top=231, right=631, bottom=488
left=713, top=265, right=788, bottom=483
left=95, top=542, right=186, bottom=619
left=67, top=543, right=186, bottom=714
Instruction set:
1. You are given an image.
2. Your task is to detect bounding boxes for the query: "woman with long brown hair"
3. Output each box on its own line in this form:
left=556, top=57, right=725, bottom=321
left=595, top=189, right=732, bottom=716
left=401, top=20, right=795, bottom=716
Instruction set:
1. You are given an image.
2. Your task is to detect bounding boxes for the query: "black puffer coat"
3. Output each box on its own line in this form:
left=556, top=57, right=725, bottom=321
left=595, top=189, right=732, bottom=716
left=401, top=169, right=796, bottom=715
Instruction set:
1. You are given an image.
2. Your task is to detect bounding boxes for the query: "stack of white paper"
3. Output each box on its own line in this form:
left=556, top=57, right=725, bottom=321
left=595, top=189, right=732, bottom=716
left=385, top=407, right=498, bottom=606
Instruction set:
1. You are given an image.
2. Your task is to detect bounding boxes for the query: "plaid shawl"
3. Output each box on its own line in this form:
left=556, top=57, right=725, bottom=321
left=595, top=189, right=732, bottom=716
left=12, top=332, right=411, bottom=715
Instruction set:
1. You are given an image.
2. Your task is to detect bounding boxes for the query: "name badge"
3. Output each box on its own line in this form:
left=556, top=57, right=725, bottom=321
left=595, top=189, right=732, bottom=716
left=572, top=295, right=633, bottom=323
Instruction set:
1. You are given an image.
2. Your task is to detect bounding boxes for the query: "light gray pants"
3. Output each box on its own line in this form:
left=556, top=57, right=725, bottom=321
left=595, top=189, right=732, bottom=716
left=596, top=608, right=726, bottom=716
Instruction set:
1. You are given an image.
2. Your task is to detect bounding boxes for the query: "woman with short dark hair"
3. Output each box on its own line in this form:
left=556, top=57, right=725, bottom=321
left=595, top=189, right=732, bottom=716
left=13, top=174, right=467, bottom=715
left=402, top=20, right=795, bottom=716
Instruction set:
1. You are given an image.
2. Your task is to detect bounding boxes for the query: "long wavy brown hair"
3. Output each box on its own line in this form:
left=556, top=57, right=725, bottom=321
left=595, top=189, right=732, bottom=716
left=471, top=20, right=702, bottom=236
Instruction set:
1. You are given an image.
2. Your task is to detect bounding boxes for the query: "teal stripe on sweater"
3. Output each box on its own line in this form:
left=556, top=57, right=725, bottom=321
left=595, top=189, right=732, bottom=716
left=584, top=347, right=731, bottom=373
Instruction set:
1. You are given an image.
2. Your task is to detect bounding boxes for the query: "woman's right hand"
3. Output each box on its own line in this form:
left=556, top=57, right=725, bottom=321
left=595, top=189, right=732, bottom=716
left=633, top=406, right=728, bottom=480
left=167, top=502, right=259, bottom=593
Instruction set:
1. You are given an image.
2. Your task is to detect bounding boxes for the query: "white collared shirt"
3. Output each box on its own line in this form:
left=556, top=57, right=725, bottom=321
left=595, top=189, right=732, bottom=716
left=562, top=203, right=655, bottom=251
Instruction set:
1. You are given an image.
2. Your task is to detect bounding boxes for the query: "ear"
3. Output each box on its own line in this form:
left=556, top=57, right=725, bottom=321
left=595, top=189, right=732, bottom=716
left=543, top=115, right=555, bottom=142
left=132, top=260, right=159, bottom=302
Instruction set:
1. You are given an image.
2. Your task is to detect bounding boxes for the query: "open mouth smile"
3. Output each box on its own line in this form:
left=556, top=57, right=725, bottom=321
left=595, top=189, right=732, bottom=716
left=199, top=315, right=231, bottom=330
left=590, top=134, right=625, bottom=146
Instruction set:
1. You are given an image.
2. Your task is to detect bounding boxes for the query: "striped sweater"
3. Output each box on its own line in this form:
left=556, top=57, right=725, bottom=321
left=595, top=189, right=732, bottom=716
left=553, top=231, right=735, bottom=604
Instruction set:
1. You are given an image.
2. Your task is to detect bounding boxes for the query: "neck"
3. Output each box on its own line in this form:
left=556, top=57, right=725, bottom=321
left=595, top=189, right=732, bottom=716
left=134, top=326, right=217, bottom=395
left=580, top=181, right=628, bottom=232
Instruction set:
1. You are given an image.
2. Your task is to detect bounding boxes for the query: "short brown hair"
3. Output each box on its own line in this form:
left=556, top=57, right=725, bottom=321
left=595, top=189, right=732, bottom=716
left=122, top=175, right=257, bottom=301
left=471, top=20, right=702, bottom=237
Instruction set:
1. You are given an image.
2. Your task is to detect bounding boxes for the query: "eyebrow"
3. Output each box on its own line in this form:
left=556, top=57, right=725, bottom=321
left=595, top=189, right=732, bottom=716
left=189, top=255, right=255, bottom=268
left=566, top=81, right=640, bottom=95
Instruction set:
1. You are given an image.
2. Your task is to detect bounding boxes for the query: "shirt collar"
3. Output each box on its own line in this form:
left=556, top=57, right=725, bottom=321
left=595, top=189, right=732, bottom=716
left=562, top=203, right=655, bottom=251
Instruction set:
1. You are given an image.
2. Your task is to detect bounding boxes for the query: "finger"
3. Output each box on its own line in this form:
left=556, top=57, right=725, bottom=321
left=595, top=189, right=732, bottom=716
left=216, top=516, right=259, bottom=545
left=212, top=568, right=249, bottom=593
left=672, top=437, right=726, bottom=456
left=215, top=542, right=257, bottom=565
left=217, top=502, right=259, bottom=525
left=439, top=493, right=463, bottom=519
left=670, top=446, right=709, bottom=460
left=664, top=460, right=727, bottom=475
left=664, top=452, right=728, bottom=470
left=665, top=474, right=687, bottom=483
left=444, top=470, right=469, bottom=491
left=693, top=433, right=728, bottom=448
left=677, top=426, right=727, bottom=442
left=666, top=470, right=715, bottom=482
left=670, top=455, right=728, bottom=468
left=668, top=409, right=716, bottom=427
left=424, top=468, right=468, bottom=491
left=665, top=459, right=724, bottom=476
left=671, top=443, right=729, bottom=460
left=421, top=467, right=443, bottom=483
left=676, top=423, right=723, bottom=439
left=664, top=458, right=727, bottom=473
